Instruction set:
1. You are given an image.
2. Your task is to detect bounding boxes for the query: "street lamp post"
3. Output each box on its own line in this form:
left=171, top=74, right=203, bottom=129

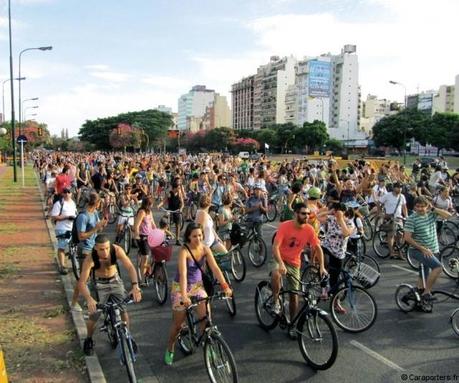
left=23, top=106, right=38, bottom=121
left=21, top=97, right=38, bottom=121
left=7, top=0, right=17, bottom=182
left=389, top=80, right=407, bottom=164
left=2, top=77, right=25, bottom=123
left=18, top=46, right=52, bottom=133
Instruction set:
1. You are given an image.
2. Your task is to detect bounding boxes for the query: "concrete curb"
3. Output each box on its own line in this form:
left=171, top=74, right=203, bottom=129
left=33, top=170, right=107, bottom=383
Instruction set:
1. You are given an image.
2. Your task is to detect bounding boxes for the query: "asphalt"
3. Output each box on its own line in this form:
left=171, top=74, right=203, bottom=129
left=94, top=213, right=459, bottom=383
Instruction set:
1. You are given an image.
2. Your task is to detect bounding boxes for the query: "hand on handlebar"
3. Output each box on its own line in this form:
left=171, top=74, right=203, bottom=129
left=87, top=297, right=98, bottom=315
left=278, top=262, right=287, bottom=275
left=181, top=295, right=192, bottom=307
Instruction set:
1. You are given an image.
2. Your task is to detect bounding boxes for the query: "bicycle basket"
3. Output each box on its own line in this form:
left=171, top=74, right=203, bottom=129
left=352, top=262, right=380, bottom=288
left=359, top=205, right=370, bottom=216
left=214, top=252, right=232, bottom=272
left=230, top=223, right=247, bottom=246
left=150, top=242, right=172, bottom=262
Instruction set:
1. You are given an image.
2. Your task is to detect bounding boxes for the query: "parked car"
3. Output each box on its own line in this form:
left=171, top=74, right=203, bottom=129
left=249, top=153, right=262, bottom=160
left=238, top=151, right=250, bottom=159
left=420, top=156, right=438, bottom=168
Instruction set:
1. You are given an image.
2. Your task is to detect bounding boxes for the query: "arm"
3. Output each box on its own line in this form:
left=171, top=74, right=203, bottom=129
left=77, top=256, right=97, bottom=314
left=77, top=215, right=105, bottom=242
left=272, top=237, right=286, bottom=274
left=133, top=210, right=145, bottom=239
left=431, top=206, right=453, bottom=220
left=311, top=244, right=326, bottom=275
left=195, top=209, right=205, bottom=226
left=115, top=245, right=142, bottom=302
left=177, top=248, right=190, bottom=305
left=404, top=231, right=433, bottom=257
left=335, top=211, right=353, bottom=237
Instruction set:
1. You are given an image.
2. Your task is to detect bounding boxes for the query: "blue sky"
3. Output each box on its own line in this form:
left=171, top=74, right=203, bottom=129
left=1, top=0, right=458, bottom=136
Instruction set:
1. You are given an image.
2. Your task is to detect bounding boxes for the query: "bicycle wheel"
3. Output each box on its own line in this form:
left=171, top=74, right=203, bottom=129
left=105, top=313, right=118, bottom=349
left=406, top=249, right=420, bottom=270
left=266, top=200, right=278, bottom=222
left=254, top=281, right=279, bottom=330
left=70, top=247, right=81, bottom=280
left=204, top=333, right=238, bottom=383
left=177, top=324, right=195, bottom=355
left=450, top=308, right=459, bottom=336
left=224, top=272, right=237, bottom=317
left=362, top=216, right=373, bottom=242
left=297, top=310, right=338, bottom=371
left=440, top=245, right=459, bottom=279
left=343, top=254, right=381, bottom=289
left=121, top=227, right=132, bottom=255
left=330, top=285, right=377, bottom=333
left=230, top=248, right=246, bottom=282
left=439, top=225, right=456, bottom=248
left=190, top=203, right=198, bottom=220
left=119, top=330, right=137, bottom=383
left=247, top=235, right=267, bottom=267
left=372, top=230, right=390, bottom=259
left=300, top=265, right=322, bottom=301
left=154, top=262, right=168, bottom=305
left=108, top=203, right=117, bottom=224
left=394, top=284, right=418, bottom=313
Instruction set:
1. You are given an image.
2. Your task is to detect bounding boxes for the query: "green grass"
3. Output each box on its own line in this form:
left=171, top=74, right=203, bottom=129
left=0, top=263, right=20, bottom=279
left=0, top=164, right=38, bottom=188
left=0, top=222, right=19, bottom=234
left=43, top=305, right=68, bottom=319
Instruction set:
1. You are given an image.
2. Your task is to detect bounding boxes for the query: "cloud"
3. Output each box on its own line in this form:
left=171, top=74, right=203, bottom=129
left=84, top=64, right=110, bottom=71
left=142, top=75, right=191, bottom=90
left=89, top=71, right=131, bottom=83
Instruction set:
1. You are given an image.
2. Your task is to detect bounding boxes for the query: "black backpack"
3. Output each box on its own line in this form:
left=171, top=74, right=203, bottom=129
left=71, top=213, right=83, bottom=244
left=230, top=223, right=245, bottom=246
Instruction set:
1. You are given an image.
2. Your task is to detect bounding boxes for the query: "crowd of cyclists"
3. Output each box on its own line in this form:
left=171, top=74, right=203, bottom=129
left=33, top=150, right=459, bottom=381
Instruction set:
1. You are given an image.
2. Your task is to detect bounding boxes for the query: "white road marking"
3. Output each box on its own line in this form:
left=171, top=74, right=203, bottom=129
left=390, top=264, right=418, bottom=275
left=350, top=340, right=405, bottom=372
left=264, top=223, right=278, bottom=230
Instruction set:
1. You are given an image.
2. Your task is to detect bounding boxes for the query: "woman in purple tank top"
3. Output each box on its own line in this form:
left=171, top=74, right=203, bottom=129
left=164, top=222, right=232, bottom=366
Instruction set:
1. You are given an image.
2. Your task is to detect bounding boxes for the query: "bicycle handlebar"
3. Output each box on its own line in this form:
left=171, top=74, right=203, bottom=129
left=180, top=291, right=230, bottom=309
left=160, top=207, right=181, bottom=214
left=96, top=295, right=134, bottom=311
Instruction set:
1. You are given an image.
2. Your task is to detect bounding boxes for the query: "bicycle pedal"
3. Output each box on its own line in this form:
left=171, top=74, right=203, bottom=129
left=100, top=325, right=108, bottom=332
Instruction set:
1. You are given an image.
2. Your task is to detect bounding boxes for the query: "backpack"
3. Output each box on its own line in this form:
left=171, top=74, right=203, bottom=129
left=230, top=222, right=245, bottom=246
left=71, top=213, right=83, bottom=244
left=51, top=199, right=65, bottom=225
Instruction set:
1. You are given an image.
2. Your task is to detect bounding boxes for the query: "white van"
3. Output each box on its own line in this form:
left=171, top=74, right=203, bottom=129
left=238, top=151, right=250, bottom=159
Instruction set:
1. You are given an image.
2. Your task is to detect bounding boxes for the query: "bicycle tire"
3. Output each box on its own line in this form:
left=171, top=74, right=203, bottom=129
left=297, top=309, right=338, bottom=370
left=394, top=283, right=418, bottom=313
left=254, top=281, right=279, bottom=330
left=343, top=254, right=380, bottom=289
left=372, top=230, right=390, bottom=259
left=70, top=247, right=81, bottom=280
left=121, top=227, right=132, bottom=255
left=105, top=313, right=118, bottom=349
left=439, top=225, right=456, bottom=248
left=223, top=272, right=237, bottom=317
left=154, top=262, right=168, bottom=305
left=362, top=216, right=373, bottom=242
left=439, top=245, right=459, bottom=279
left=300, top=265, right=322, bottom=301
left=119, top=330, right=137, bottom=383
left=450, top=308, right=459, bottom=336
left=190, top=203, right=198, bottom=220
left=330, top=285, right=377, bottom=333
left=108, top=203, right=117, bottom=224
left=266, top=200, right=278, bottom=222
left=177, top=324, right=195, bottom=355
left=204, top=333, right=238, bottom=383
left=230, top=248, right=246, bottom=282
left=406, top=249, right=420, bottom=270
left=247, top=235, right=267, bottom=267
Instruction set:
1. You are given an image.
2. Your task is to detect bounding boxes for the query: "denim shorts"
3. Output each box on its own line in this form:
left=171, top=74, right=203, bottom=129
left=55, top=230, right=71, bottom=250
left=408, top=248, right=442, bottom=278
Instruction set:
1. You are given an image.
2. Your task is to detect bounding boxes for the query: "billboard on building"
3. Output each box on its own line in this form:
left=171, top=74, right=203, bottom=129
left=308, top=60, right=331, bottom=97
left=418, top=93, right=433, bottom=112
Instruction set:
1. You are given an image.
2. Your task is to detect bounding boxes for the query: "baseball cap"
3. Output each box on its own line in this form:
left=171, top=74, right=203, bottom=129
left=308, top=187, right=321, bottom=200
left=345, top=201, right=360, bottom=209
left=62, top=187, right=72, bottom=193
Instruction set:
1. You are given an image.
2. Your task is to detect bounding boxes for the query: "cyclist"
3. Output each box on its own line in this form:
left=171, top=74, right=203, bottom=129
left=133, top=196, right=156, bottom=283
left=271, top=202, right=326, bottom=339
left=404, top=196, right=452, bottom=311
left=245, top=184, right=266, bottom=237
left=115, top=185, right=136, bottom=244
left=218, top=193, right=234, bottom=250
left=78, top=234, right=142, bottom=356
left=165, top=222, right=232, bottom=365
left=51, top=187, right=77, bottom=275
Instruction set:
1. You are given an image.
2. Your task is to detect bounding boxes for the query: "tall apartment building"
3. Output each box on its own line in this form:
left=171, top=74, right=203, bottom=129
left=360, top=94, right=395, bottom=135
left=177, top=85, right=215, bottom=131
left=254, top=56, right=297, bottom=129
left=201, top=94, right=232, bottom=130
left=432, top=85, right=455, bottom=114
left=285, top=57, right=332, bottom=127
left=232, top=75, right=255, bottom=130
left=455, top=75, right=459, bottom=113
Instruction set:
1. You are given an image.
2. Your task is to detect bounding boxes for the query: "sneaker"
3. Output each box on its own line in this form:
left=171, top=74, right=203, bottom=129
left=59, top=266, right=68, bottom=275
left=164, top=350, right=174, bottom=366
left=83, top=337, right=94, bottom=356
left=419, top=302, right=433, bottom=313
left=272, top=301, right=282, bottom=315
left=71, top=303, right=83, bottom=312
left=421, top=293, right=437, bottom=302
left=334, top=301, right=347, bottom=314
left=288, top=327, right=297, bottom=340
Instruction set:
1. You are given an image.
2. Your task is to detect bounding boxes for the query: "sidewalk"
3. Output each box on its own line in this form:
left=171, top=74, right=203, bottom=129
left=0, top=165, right=87, bottom=383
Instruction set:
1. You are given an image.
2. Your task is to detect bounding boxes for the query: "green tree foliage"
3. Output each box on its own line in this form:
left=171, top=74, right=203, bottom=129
left=255, top=128, right=277, bottom=149
left=325, top=138, right=344, bottom=153
left=271, top=123, right=297, bottom=153
left=79, top=109, right=172, bottom=150
left=295, top=120, right=329, bottom=152
left=205, top=127, right=236, bottom=151
left=430, top=113, right=459, bottom=154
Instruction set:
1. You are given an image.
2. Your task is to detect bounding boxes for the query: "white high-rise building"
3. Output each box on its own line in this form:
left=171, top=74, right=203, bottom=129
left=329, top=45, right=365, bottom=142
left=177, top=85, right=215, bottom=131
left=432, top=85, right=455, bottom=114
left=454, top=75, right=459, bottom=113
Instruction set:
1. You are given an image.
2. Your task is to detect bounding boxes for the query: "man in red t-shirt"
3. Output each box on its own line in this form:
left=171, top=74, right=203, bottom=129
left=54, top=166, right=72, bottom=203
left=271, top=202, right=326, bottom=337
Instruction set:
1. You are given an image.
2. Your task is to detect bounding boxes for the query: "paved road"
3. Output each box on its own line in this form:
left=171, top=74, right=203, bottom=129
left=93, top=213, right=459, bottom=383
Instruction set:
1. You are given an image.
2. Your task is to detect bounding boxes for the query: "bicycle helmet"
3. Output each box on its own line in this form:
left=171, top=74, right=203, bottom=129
left=308, top=187, right=321, bottom=200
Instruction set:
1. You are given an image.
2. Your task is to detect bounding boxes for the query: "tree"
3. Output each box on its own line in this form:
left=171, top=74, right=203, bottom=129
left=429, top=113, right=459, bottom=155
left=234, top=137, right=260, bottom=152
left=108, top=124, right=142, bottom=150
left=295, top=120, right=329, bottom=153
left=325, top=138, right=344, bottom=153
left=255, top=128, right=277, bottom=151
left=205, top=127, right=236, bottom=151
left=272, top=123, right=297, bottom=153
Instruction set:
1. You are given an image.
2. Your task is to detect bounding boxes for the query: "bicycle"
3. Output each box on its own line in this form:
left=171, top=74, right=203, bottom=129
left=302, top=264, right=378, bottom=333
left=98, top=295, right=138, bottom=383
left=56, top=232, right=83, bottom=280
left=372, top=224, right=407, bottom=260
left=214, top=244, right=246, bottom=283
left=395, top=256, right=459, bottom=316
left=254, top=272, right=339, bottom=370
left=342, top=247, right=381, bottom=289
left=160, top=207, right=184, bottom=236
left=237, top=220, right=268, bottom=268
left=77, top=185, right=92, bottom=210
left=177, top=292, right=239, bottom=383
left=144, top=238, right=173, bottom=305
left=116, top=214, right=134, bottom=255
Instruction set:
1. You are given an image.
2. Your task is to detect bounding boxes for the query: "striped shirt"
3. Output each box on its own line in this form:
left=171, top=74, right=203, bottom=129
left=404, top=212, right=439, bottom=253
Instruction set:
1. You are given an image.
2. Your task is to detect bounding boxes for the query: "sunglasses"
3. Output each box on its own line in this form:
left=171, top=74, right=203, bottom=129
left=298, top=211, right=311, bottom=216
left=63, top=190, right=71, bottom=194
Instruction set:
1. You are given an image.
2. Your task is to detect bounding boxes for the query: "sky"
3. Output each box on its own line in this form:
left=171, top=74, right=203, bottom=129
left=0, top=0, right=458, bottom=137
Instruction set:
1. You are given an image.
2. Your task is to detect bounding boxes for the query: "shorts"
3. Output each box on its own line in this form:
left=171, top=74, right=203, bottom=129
left=408, top=248, right=441, bottom=279
left=218, top=229, right=231, bottom=241
left=90, top=274, right=127, bottom=321
left=137, top=235, right=149, bottom=256
left=55, top=230, right=71, bottom=250
left=171, top=212, right=182, bottom=225
left=117, top=215, right=134, bottom=226
left=170, top=280, right=207, bottom=311
left=269, top=258, right=301, bottom=291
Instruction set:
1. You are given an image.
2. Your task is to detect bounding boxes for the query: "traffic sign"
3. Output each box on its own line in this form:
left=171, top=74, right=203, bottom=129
left=16, top=134, right=28, bottom=144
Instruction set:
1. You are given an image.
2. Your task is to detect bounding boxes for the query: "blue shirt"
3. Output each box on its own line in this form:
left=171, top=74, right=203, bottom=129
left=245, top=196, right=265, bottom=223
left=76, top=210, right=100, bottom=251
